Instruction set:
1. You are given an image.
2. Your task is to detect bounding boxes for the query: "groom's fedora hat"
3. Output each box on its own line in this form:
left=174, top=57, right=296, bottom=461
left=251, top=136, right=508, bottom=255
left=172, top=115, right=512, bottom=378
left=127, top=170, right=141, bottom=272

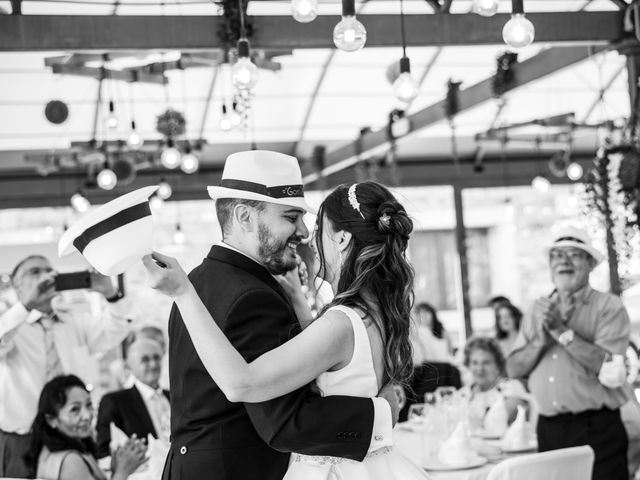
left=207, top=150, right=315, bottom=213
left=58, top=186, right=159, bottom=276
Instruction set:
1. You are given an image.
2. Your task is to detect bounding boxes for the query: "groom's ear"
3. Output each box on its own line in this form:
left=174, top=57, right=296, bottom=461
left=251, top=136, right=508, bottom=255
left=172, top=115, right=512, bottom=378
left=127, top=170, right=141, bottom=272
left=233, top=203, right=256, bottom=232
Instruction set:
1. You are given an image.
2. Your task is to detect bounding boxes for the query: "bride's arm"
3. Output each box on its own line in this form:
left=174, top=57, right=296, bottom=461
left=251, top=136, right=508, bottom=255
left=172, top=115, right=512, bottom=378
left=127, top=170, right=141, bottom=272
left=144, top=253, right=353, bottom=403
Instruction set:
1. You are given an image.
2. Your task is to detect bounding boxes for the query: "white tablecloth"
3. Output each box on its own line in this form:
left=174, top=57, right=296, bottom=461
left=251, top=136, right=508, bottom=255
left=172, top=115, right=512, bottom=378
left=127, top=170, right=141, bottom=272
left=394, top=425, right=529, bottom=480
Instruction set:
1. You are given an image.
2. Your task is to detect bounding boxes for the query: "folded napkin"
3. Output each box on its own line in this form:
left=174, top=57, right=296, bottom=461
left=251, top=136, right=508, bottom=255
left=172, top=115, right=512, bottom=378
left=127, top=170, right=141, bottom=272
left=109, top=423, right=129, bottom=453
left=501, top=405, right=530, bottom=450
left=437, top=421, right=479, bottom=466
left=483, top=396, right=508, bottom=438
left=599, top=354, right=626, bottom=389
left=147, top=433, right=170, bottom=479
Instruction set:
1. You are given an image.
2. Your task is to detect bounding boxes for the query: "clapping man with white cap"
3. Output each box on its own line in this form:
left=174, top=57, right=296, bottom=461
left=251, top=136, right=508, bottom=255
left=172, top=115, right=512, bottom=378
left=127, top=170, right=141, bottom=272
left=507, top=226, right=631, bottom=480
left=163, top=150, right=397, bottom=480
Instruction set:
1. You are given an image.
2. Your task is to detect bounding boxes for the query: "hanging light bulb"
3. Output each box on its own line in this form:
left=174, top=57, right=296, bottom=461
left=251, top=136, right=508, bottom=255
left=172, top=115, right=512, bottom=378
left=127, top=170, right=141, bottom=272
left=161, top=139, right=181, bottom=169
left=473, top=0, right=500, bottom=17
left=232, top=39, right=259, bottom=91
left=180, top=146, right=199, bottom=174
left=393, top=57, right=418, bottom=103
left=567, top=162, right=584, bottom=181
left=106, top=100, right=118, bottom=129
left=219, top=104, right=233, bottom=131
left=126, top=120, right=144, bottom=149
left=230, top=101, right=242, bottom=127
left=173, top=223, right=185, bottom=245
left=157, top=180, right=172, bottom=200
left=97, top=167, right=117, bottom=190
left=333, top=0, right=366, bottom=52
left=291, top=0, right=318, bottom=23
left=503, top=1, right=534, bottom=49
left=70, top=192, right=90, bottom=213
left=532, top=175, right=551, bottom=193
left=149, top=195, right=164, bottom=211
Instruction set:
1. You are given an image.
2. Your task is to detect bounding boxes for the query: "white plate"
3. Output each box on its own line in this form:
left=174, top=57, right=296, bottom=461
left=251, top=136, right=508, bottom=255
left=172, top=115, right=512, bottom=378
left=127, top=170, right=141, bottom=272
left=422, top=456, right=488, bottom=471
left=501, top=442, right=537, bottom=453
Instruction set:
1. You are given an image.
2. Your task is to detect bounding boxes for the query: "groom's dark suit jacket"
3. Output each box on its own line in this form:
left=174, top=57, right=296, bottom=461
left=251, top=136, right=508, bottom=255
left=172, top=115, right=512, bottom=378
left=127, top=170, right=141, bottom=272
left=162, top=246, right=375, bottom=480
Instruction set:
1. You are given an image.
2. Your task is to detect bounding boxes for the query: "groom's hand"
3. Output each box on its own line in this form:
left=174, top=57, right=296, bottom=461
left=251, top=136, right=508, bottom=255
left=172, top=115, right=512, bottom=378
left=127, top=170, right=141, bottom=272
left=377, top=383, right=400, bottom=426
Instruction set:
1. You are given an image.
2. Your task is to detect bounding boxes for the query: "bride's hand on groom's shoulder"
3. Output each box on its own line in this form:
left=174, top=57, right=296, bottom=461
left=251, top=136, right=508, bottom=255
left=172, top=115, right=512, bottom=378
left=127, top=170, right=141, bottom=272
left=142, top=252, right=190, bottom=297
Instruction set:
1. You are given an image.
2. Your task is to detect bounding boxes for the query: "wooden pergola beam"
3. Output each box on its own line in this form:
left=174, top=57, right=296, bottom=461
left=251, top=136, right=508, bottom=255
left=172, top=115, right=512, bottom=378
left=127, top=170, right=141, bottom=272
left=0, top=11, right=625, bottom=51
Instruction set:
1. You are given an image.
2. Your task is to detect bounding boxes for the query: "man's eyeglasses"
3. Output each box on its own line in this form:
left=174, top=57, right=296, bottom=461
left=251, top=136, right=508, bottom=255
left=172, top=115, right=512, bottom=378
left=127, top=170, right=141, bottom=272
left=549, top=249, right=588, bottom=262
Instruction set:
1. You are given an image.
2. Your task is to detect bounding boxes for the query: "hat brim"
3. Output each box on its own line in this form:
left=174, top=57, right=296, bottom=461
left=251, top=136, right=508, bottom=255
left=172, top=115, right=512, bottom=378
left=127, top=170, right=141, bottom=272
left=59, top=185, right=159, bottom=257
left=545, top=240, right=605, bottom=265
left=207, top=186, right=317, bottom=215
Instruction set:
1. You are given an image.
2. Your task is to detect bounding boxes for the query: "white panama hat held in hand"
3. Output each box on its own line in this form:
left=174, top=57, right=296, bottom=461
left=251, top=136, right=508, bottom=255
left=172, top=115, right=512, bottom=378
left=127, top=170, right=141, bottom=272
left=207, top=150, right=316, bottom=214
left=58, top=186, right=159, bottom=276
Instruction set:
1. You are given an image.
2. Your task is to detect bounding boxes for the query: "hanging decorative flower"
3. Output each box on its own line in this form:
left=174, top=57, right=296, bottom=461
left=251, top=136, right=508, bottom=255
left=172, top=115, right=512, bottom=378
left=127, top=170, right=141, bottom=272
left=156, top=109, right=186, bottom=138
left=583, top=144, right=640, bottom=291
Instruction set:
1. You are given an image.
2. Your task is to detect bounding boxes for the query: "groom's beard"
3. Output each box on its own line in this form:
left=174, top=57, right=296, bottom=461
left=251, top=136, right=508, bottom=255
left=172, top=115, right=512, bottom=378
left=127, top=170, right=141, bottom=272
left=257, top=223, right=300, bottom=275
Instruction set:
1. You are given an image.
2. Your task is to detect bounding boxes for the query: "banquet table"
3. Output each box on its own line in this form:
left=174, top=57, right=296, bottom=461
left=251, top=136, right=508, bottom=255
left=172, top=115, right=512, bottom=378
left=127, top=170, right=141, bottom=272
left=393, top=424, right=535, bottom=480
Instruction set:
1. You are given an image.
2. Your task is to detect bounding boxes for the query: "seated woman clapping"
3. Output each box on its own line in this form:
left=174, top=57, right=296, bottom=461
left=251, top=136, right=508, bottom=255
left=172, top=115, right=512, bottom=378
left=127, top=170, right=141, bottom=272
left=26, top=375, right=147, bottom=480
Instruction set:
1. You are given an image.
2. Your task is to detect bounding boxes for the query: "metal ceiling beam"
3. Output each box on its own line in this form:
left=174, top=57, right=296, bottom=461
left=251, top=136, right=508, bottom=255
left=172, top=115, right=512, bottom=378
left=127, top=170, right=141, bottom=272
left=0, top=151, right=596, bottom=209
left=0, top=12, right=625, bottom=51
left=304, top=45, right=608, bottom=186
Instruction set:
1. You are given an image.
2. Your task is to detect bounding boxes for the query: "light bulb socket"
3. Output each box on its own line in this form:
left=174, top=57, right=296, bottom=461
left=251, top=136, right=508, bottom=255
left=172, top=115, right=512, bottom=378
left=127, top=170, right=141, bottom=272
left=108, top=100, right=115, bottom=113
left=237, top=39, right=251, bottom=59
left=167, top=138, right=174, bottom=148
left=399, top=56, right=411, bottom=74
left=222, top=104, right=228, bottom=114
left=130, top=120, right=137, bottom=130
left=341, top=0, right=356, bottom=17
left=511, top=0, right=524, bottom=14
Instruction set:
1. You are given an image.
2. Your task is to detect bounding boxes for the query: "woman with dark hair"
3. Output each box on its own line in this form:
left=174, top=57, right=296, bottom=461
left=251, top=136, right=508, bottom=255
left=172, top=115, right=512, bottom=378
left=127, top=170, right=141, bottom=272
left=26, top=375, right=146, bottom=480
left=462, top=337, right=527, bottom=432
left=494, top=303, right=522, bottom=357
left=411, top=302, right=452, bottom=364
left=143, top=181, right=430, bottom=479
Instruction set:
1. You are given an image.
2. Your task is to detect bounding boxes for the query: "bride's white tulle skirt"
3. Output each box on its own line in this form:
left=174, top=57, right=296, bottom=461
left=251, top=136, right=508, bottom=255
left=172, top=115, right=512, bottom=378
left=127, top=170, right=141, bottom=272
left=283, top=447, right=430, bottom=480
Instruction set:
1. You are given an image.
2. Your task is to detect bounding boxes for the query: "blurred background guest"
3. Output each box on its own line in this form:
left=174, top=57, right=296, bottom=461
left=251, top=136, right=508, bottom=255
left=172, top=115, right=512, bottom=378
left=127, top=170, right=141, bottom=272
left=495, top=303, right=522, bottom=358
left=96, top=338, right=170, bottom=458
left=108, top=326, right=169, bottom=391
left=411, top=302, right=452, bottom=364
left=400, top=303, right=460, bottom=421
left=463, top=337, right=527, bottom=428
left=26, top=374, right=146, bottom=480
left=0, top=255, right=132, bottom=478
left=488, top=295, right=512, bottom=311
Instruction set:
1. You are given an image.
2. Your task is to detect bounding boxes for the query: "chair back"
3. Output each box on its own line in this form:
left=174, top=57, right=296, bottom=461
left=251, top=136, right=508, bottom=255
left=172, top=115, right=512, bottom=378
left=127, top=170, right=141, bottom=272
left=486, top=445, right=594, bottom=480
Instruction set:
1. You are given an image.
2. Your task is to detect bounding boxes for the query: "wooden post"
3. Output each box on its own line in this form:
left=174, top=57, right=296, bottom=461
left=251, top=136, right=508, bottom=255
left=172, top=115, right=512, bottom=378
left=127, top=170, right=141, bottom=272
left=453, top=183, right=473, bottom=338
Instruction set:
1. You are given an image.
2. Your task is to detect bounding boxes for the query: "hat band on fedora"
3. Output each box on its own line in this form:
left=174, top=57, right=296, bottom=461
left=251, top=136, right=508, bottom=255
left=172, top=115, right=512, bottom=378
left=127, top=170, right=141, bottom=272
left=554, top=236, right=586, bottom=244
left=220, top=179, right=304, bottom=199
left=73, top=202, right=151, bottom=253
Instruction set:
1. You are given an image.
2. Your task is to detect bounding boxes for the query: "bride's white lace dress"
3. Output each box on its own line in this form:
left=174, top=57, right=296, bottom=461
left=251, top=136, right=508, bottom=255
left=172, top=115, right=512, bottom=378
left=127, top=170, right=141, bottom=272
left=283, top=305, right=430, bottom=480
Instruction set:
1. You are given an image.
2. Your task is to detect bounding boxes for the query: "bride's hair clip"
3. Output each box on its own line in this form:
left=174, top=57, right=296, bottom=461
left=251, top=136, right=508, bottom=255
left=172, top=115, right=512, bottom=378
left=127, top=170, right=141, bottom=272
left=348, top=184, right=365, bottom=219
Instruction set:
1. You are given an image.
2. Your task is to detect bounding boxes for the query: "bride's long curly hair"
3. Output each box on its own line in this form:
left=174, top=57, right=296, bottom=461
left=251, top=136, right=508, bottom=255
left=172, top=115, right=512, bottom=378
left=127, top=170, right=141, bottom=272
left=315, top=181, right=415, bottom=386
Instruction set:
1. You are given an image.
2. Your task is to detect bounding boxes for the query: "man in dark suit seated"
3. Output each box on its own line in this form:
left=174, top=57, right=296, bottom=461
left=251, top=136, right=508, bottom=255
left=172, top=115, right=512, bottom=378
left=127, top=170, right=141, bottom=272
left=96, top=337, right=170, bottom=458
